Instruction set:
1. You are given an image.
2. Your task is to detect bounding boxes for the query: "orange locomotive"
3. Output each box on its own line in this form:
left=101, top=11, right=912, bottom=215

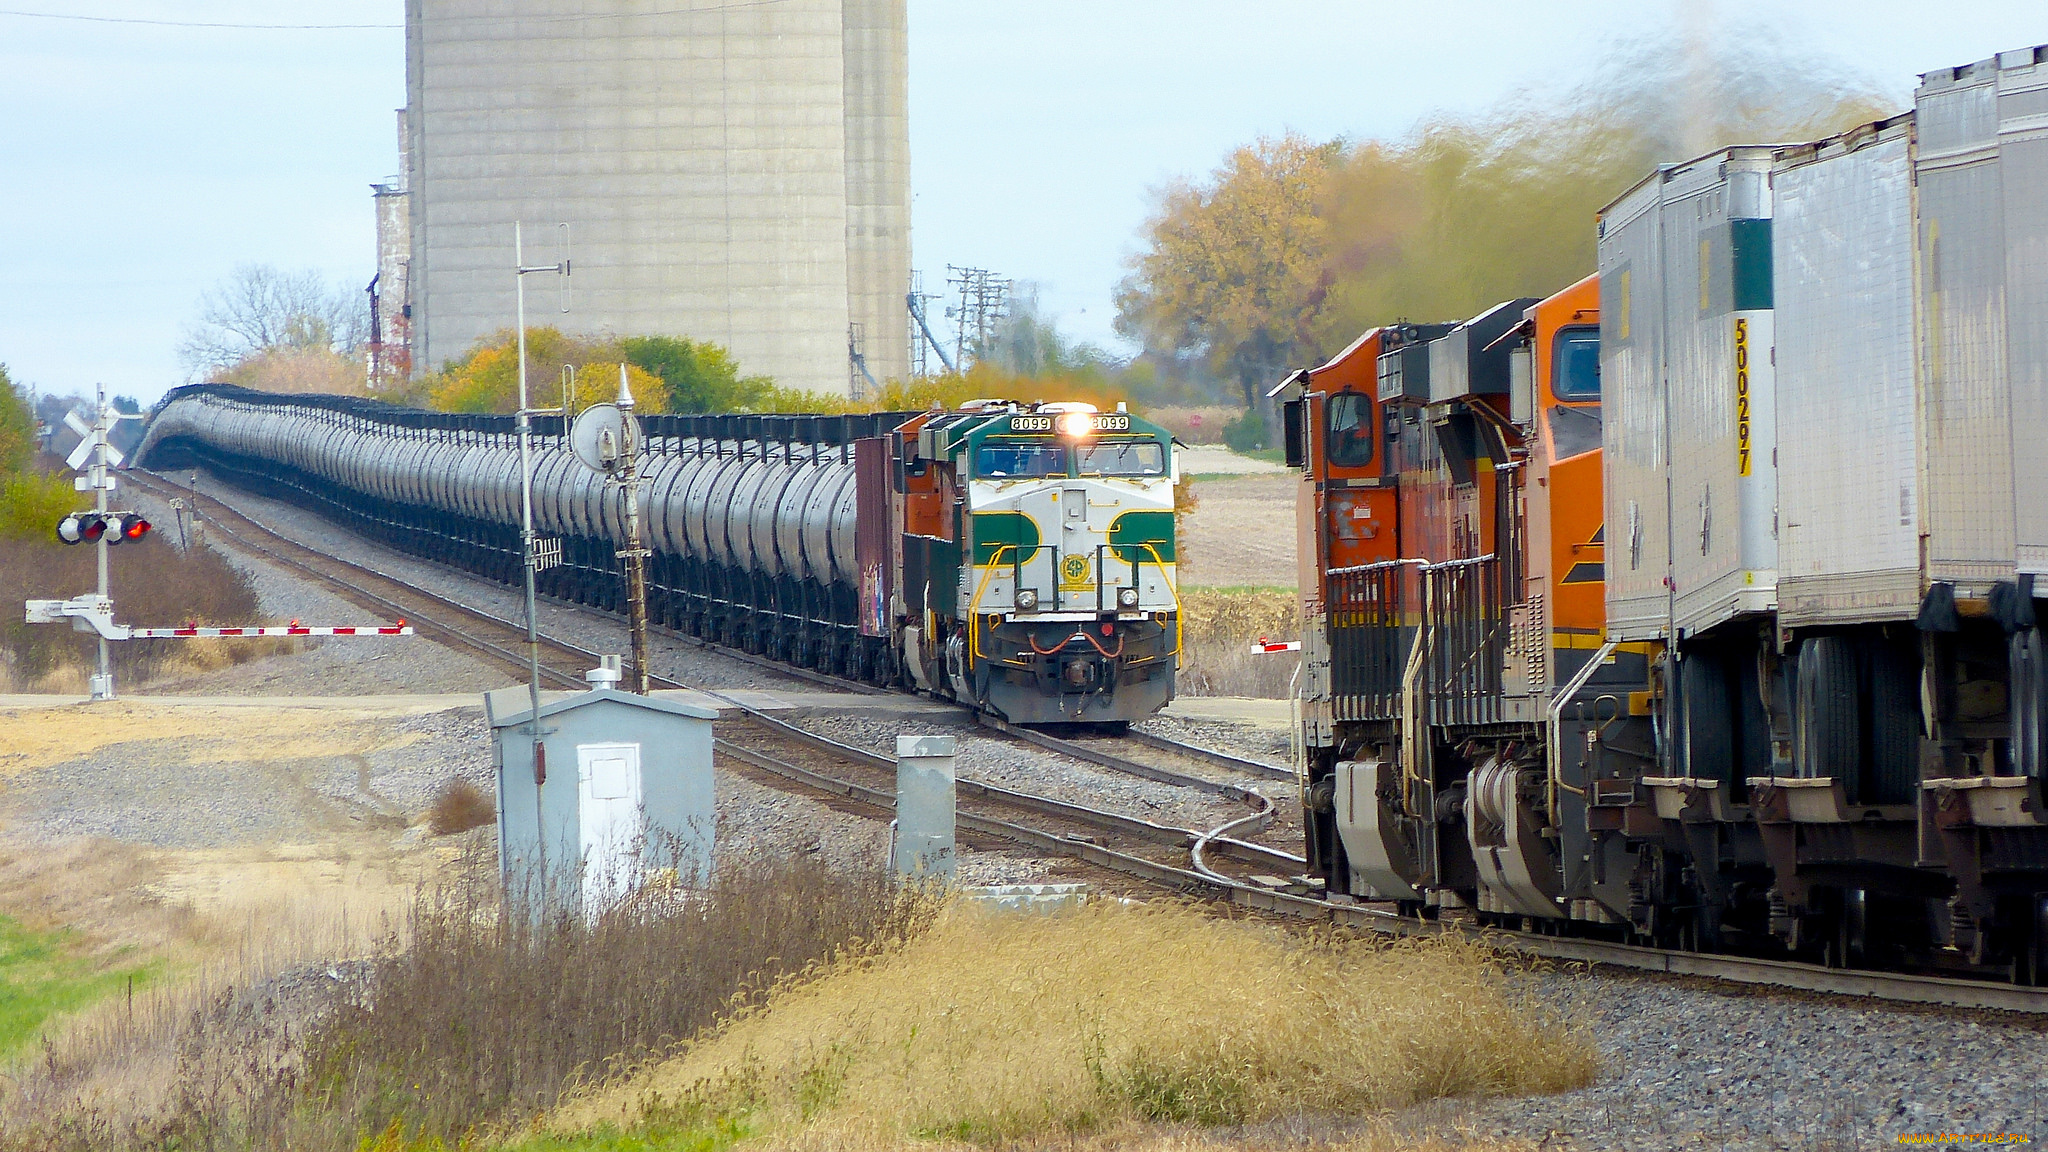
left=1280, top=274, right=1666, bottom=932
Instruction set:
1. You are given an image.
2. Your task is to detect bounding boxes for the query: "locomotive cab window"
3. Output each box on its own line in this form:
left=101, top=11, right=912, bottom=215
left=1547, top=326, right=1602, bottom=460
left=1075, top=439, right=1165, bottom=476
left=975, top=441, right=1068, bottom=478
left=1326, top=391, right=1374, bottom=468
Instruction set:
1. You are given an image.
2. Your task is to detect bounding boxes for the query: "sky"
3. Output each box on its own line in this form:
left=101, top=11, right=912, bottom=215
left=0, top=1, right=2044, bottom=403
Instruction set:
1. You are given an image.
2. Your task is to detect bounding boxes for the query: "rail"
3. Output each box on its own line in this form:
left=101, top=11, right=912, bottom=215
left=138, top=468, right=2048, bottom=1014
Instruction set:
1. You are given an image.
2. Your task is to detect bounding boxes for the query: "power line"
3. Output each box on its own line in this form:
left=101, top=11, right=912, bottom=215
left=0, top=9, right=397, bottom=28
left=0, top=1, right=795, bottom=32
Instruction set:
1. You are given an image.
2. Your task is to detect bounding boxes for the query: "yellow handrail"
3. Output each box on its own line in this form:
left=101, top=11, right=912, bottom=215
left=967, top=544, right=1016, bottom=665
left=1139, top=543, right=1183, bottom=659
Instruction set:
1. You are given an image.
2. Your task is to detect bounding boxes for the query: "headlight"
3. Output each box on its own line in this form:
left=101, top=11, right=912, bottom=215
left=1117, top=587, right=1140, bottom=608
left=1015, top=588, right=1039, bottom=611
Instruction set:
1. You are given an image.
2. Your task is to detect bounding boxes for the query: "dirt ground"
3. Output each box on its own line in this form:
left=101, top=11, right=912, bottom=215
left=1179, top=473, right=1298, bottom=589
left=0, top=699, right=486, bottom=988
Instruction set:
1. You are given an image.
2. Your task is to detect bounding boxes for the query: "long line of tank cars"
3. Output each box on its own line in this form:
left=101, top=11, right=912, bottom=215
left=135, top=395, right=1183, bottom=726
left=1279, top=43, right=2048, bottom=980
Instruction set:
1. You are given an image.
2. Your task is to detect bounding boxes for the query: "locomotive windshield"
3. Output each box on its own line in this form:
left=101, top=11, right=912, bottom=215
left=975, top=441, right=1068, bottom=478
left=1326, top=392, right=1373, bottom=467
left=1553, top=327, right=1600, bottom=400
left=1075, top=439, right=1166, bottom=476
left=1548, top=326, right=1602, bottom=459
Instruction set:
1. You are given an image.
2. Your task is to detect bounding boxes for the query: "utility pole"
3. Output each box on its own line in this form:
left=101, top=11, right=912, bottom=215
left=945, top=266, right=1011, bottom=370
left=906, top=271, right=955, bottom=378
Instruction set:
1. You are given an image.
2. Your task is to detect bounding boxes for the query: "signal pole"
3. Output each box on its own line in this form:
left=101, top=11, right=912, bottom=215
left=90, top=391, right=111, bottom=701
left=61, top=386, right=139, bottom=701
left=515, top=221, right=571, bottom=880
left=615, top=365, right=651, bottom=694
left=514, top=222, right=571, bottom=726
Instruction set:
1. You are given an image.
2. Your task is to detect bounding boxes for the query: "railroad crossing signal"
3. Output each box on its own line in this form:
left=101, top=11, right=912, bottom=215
left=57, top=512, right=149, bottom=546
left=25, top=385, right=409, bottom=699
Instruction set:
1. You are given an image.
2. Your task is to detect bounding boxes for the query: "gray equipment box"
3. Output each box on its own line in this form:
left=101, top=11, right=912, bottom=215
left=486, top=685, right=717, bottom=912
left=1375, top=323, right=1453, bottom=404
left=1598, top=146, right=1779, bottom=642
left=1427, top=299, right=1540, bottom=404
left=1773, top=117, right=1925, bottom=625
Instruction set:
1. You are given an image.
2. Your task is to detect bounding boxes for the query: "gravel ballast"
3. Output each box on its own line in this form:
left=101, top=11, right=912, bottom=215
left=1419, top=970, right=2048, bottom=1150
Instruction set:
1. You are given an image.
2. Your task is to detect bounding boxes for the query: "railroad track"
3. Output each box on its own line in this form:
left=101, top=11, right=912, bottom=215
left=125, top=467, right=1291, bottom=881
left=127, top=467, right=2048, bottom=1015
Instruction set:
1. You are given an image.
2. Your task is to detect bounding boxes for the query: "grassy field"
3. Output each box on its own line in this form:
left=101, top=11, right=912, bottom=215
left=1176, top=586, right=1299, bottom=699
left=556, top=902, right=1594, bottom=1150
left=0, top=915, right=152, bottom=1061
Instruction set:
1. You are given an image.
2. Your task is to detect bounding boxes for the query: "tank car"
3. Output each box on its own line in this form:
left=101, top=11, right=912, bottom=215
left=135, top=390, right=1182, bottom=726
left=1286, top=43, right=2048, bottom=981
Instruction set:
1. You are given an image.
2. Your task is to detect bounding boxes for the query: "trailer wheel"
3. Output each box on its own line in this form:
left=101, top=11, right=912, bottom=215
left=1678, top=650, right=1735, bottom=784
left=1796, top=636, right=1861, bottom=791
left=1865, top=638, right=1921, bottom=805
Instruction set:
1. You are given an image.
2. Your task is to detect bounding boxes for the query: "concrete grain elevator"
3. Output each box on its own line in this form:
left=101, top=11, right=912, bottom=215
left=402, top=0, right=911, bottom=396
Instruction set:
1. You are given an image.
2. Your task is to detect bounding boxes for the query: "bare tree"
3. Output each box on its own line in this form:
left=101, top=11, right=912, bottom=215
left=178, top=264, right=369, bottom=380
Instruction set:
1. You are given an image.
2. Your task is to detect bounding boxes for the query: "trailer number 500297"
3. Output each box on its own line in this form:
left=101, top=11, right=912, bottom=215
left=1734, top=317, right=1751, bottom=478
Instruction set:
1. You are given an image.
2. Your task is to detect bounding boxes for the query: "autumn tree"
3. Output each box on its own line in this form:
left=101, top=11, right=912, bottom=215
left=0, top=364, right=33, bottom=475
left=618, top=336, right=773, bottom=413
left=1114, top=133, right=1341, bottom=410
left=179, top=264, right=369, bottom=381
left=419, top=328, right=668, bottom=415
left=1313, top=41, right=1892, bottom=344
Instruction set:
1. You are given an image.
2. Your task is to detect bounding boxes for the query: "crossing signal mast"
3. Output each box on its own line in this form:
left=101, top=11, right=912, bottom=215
left=36, top=387, right=146, bottom=699
left=24, top=385, right=412, bottom=700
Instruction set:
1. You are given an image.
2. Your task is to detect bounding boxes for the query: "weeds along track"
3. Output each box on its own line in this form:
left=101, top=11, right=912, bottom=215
left=126, top=469, right=2048, bottom=1014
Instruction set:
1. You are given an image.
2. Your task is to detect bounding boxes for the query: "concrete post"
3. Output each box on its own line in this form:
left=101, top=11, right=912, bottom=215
left=894, top=734, right=957, bottom=880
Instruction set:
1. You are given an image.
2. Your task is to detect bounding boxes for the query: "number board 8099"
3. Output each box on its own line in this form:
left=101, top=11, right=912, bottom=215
left=1005, top=413, right=1132, bottom=434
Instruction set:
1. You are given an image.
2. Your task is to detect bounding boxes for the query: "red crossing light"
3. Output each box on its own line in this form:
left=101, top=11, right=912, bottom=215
left=102, top=513, right=150, bottom=546
left=56, top=513, right=108, bottom=545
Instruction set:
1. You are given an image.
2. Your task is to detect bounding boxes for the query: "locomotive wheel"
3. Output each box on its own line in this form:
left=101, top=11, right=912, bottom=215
left=1795, top=636, right=1861, bottom=793
left=1865, top=639, right=1920, bottom=805
left=1678, top=650, right=1735, bottom=784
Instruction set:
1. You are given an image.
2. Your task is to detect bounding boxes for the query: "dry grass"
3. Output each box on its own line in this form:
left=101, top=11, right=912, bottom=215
left=427, top=778, right=495, bottom=836
left=1177, top=587, right=1300, bottom=699
left=558, top=901, right=1594, bottom=1148
left=0, top=534, right=278, bottom=691
left=0, top=853, right=919, bottom=1152
left=0, top=701, right=354, bottom=780
left=0, top=840, right=415, bottom=1143
left=1147, top=406, right=1241, bottom=445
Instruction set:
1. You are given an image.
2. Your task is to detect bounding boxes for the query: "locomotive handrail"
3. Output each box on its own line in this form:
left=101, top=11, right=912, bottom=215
left=1138, top=543, right=1183, bottom=660
left=968, top=543, right=1018, bottom=664
left=1327, top=557, right=1429, bottom=577
left=1547, top=635, right=1621, bottom=820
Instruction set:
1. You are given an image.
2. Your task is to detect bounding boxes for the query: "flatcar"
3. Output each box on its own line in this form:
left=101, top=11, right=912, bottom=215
left=1283, top=44, right=2048, bottom=980
left=135, top=391, right=1182, bottom=725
